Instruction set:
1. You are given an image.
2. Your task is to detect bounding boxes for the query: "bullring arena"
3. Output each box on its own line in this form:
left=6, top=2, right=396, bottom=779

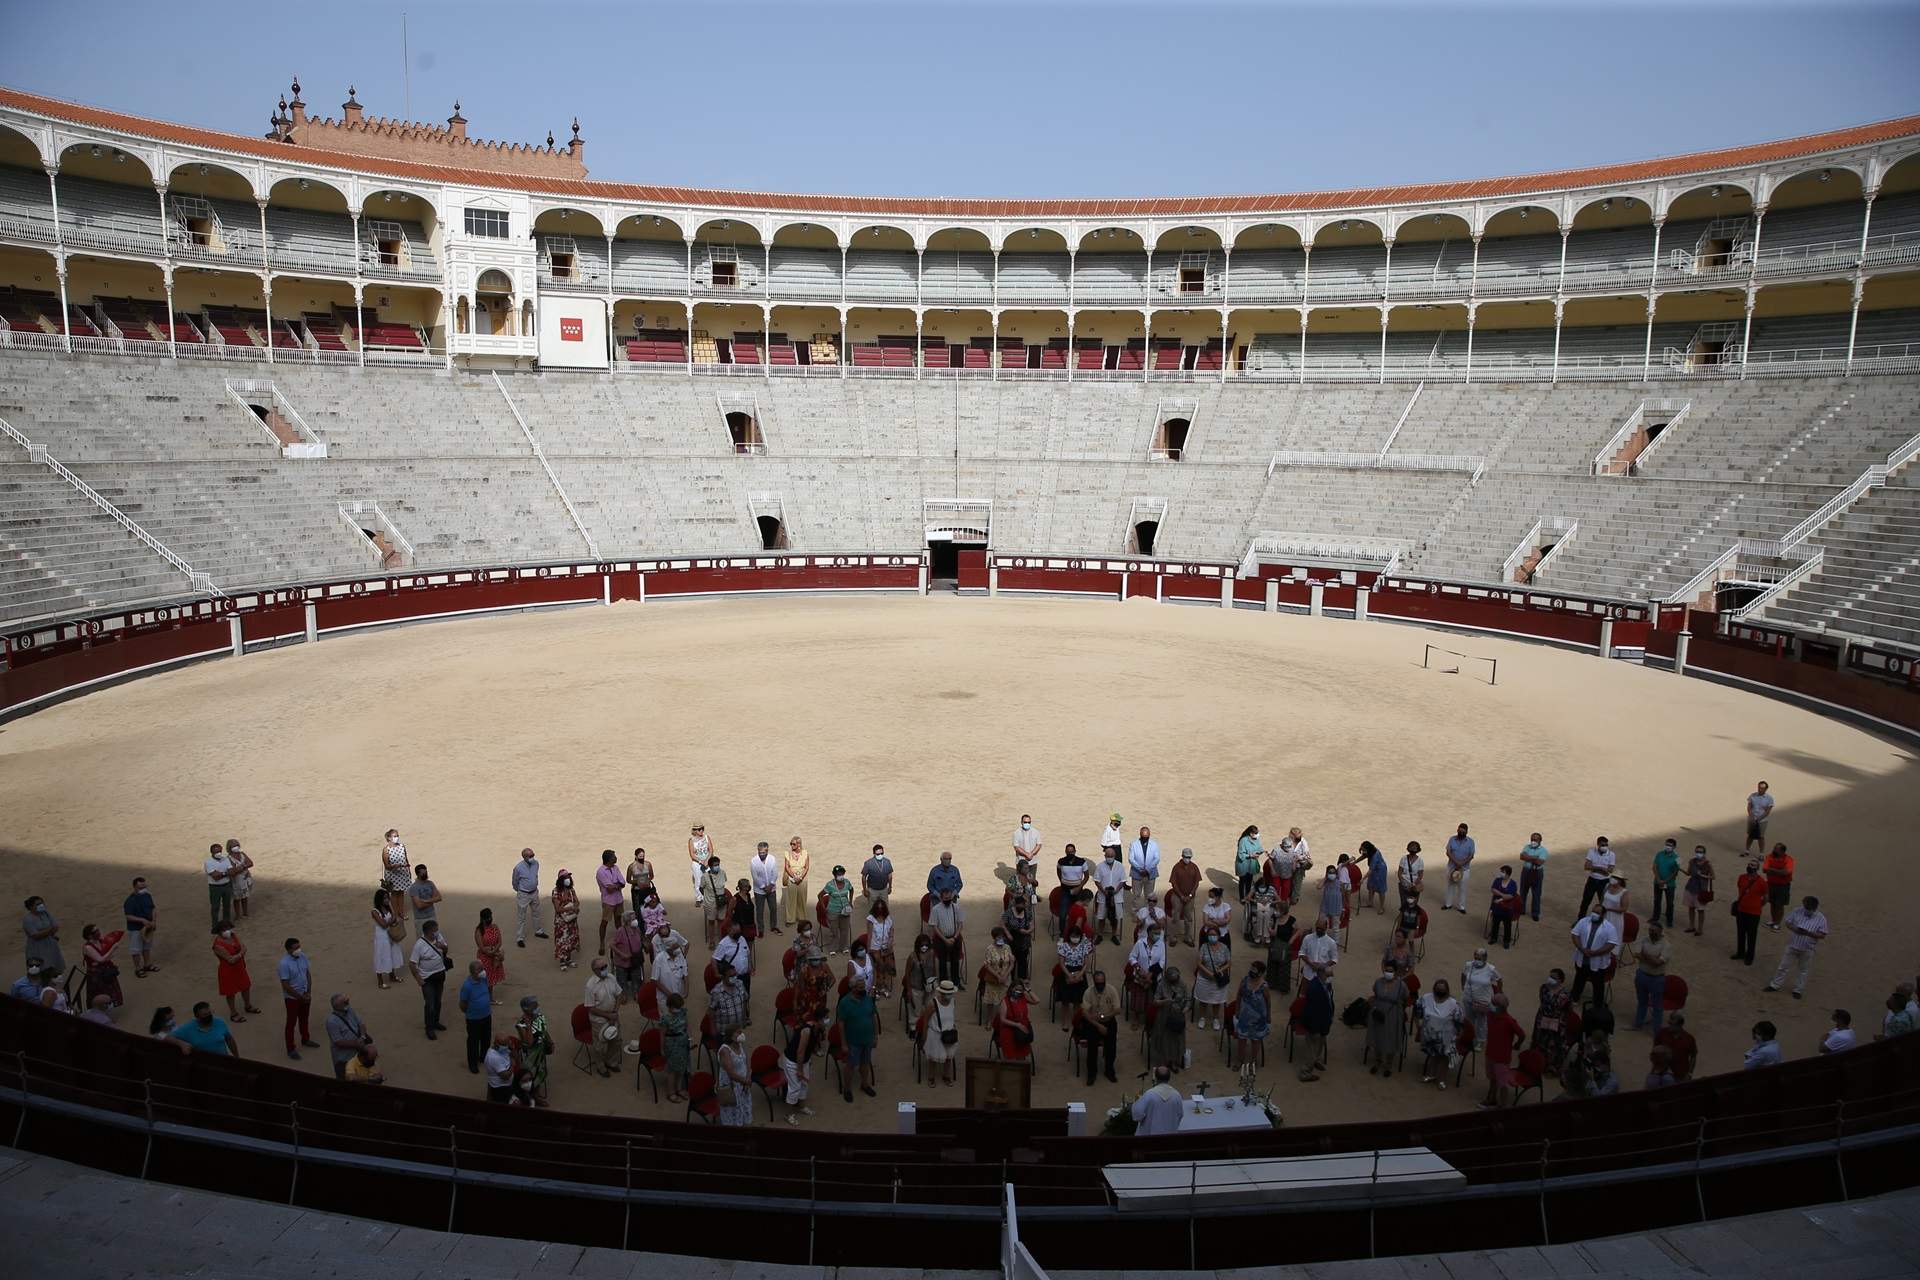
left=1, top=43, right=1919, bottom=1279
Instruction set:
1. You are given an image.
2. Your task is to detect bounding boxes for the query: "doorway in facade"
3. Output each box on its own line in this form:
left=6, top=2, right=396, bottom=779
left=927, top=539, right=960, bottom=582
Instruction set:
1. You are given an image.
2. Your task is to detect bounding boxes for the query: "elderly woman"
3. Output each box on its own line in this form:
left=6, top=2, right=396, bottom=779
left=551, top=870, right=581, bottom=970
left=608, top=910, right=647, bottom=997
left=1532, top=969, right=1575, bottom=1070
left=981, top=925, right=1015, bottom=1011
left=1366, top=961, right=1409, bottom=1075
left=1201, top=887, right=1233, bottom=946
left=1148, top=965, right=1190, bottom=1073
left=1234, top=825, right=1264, bottom=903
left=1001, top=893, right=1035, bottom=983
left=1054, top=924, right=1092, bottom=1026
left=923, top=979, right=960, bottom=1088
left=1417, top=978, right=1464, bottom=1088
left=1191, top=925, right=1232, bottom=1032
left=1232, top=962, right=1271, bottom=1063
left=902, top=935, right=938, bottom=1023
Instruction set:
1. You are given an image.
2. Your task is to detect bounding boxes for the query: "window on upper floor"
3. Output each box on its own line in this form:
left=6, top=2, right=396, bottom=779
left=464, top=208, right=509, bottom=239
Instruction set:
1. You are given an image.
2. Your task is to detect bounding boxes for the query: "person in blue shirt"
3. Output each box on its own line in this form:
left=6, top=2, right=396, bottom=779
left=276, top=937, right=317, bottom=1060
left=457, top=960, right=493, bottom=1075
left=926, top=851, right=963, bottom=898
left=171, top=1001, right=239, bottom=1056
left=1443, top=823, right=1476, bottom=914
left=122, top=875, right=158, bottom=978
left=1650, top=839, right=1681, bottom=929
left=1518, top=834, right=1549, bottom=923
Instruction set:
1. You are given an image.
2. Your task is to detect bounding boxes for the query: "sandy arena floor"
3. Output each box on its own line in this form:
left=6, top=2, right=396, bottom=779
left=2, top=594, right=1913, bottom=1130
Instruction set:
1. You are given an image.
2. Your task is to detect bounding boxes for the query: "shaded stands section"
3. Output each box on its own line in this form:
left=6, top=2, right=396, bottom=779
left=0, top=1000, right=1916, bottom=1273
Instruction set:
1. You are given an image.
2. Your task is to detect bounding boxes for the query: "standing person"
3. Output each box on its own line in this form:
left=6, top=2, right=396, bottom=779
left=380, top=831, right=412, bottom=924
left=210, top=920, right=259, bottom=1022
left=1265, top=902, right=1298, bottom=995
left=457, top=961, right=493, bottom=1074
left=1761, top=844, right=1796, bottom=932
left=867, top=897, right=897, bottom=999
left=510, top=848, right=545, bottom=948
left=835, top=974, right=881, bottom=1101
left=80, top=925, right=124, bottom=1011
left=1518, top=833, right=1549, bottom=923
left=1579, top=838, right=1616, bottom=917
left=902, top=936, right=937, bottom=1023
left=484, top=1032, right=517, bottom=1102
left=1567, top=905, right=1619, bottom=1006
left=203, top=843, right=236, bottom=932
left=687, top=824, right=715, bottom=899
left=661, top=991, right=690, bottom=1102
left=552, top=869, right=582, bottom=970
left=1765, top=896, right=1829, bottom=999
left=860, top=843, right=893, bottom=916
left=593, top=850, right=624, bottom=956
left=123, top=877, right=158, bottom=978
left=1601, top=875, right=1630, bottom=955
left=371, top=890, right=406, bottom=989
left=1091, top=846, right=1128, bottom=946
left=1397, top=842, right=1425, bottom=908
left=1077, top=970, right=1122, bottom=1084
left=1655, top=1011, right=1698, bottom=1081
left=750, top=842, right=782, bottom=937
left=652, top=928, right=689, bottom=1000
left=1234, top=826, right=1264, bottom=903
left=1191, top=925, right=1232, bottom=1032
left=708, top=961, right=748, bottom=1041
left=514, top=995, right=552, bottom=1107
left=714, top=919, right=754, bottom=1001
left=1131, top=1065, right=1183, bottom=1135
left=408, top=921, right=451, bottom=1040
left=1732, top=858, right=1766, bottom=966
left=172, top=1002, right=239, bottom=1057
left=1417, top=978, right=1463, bottom=1089
left=1201, top=886, right=1233, bottom=943
left=1299, top=916, right=1339, bottom=994
left=1744, top=781, right=1774, bottom=854
left=625, top=847, right=654, bottom=912
left=993, top=983, right=1036, bottom=1068
left=1001, top=892, right=1035, bottom=983
left=927, top=887, right=964, bottom=986
left=1055, top=924, right=1092, bottom=1025
left=225, top=840, right=255, bottom=920
left=408, top=865, right=442, bottom=939
left=1365, top=962, right=1408, bottom=1076
left=697, top=857, right=730, bottom=948
left=1147, top=966, right=1189, bottom=1072
left=1297, top=973, right=1334, bottom=1083
left=1129, top=826, right=1162, bottom=916
left=277, top=936, right=317, bottom=1061
left=781, top=835, right=811, bottom=931
left=21, top=896, right=63, bottom=977
left=982, top=926, right=1015, bottom=1012
left=1650, top=839, right=1681, bottom=930
left=325, top=994, right=373, bottom=1081
left=1356, top=840, right=1388, bottom=914
left=1097, top=813, right=1126, bottom=868
left=1682, top=845, right=1716, bottom=936
left=1055, top=843, right=1089, bottom=936
left=1487, top=866, right=1521, bottom=950
left=475, top=908, right=506, bottom=989
left=1231, top=962, right=1271, bottom=1063
left=923, top=980, right=961, bottom=1089
left=584, top=958, right=623, bottom=1075
left=1627, top=921, right=1671, bottom=1031
left=1168, top=848, right=1202, bottom=946
left=609, top=911, right=647, bottom=997
left=1443, top=823, right=1476, bottom=914
left=1459, top=948, right=1501, bottom=1048
left=1317, top=867, right=1346, bottom=942
left=778, top=1011, right=823, bottom=1125
left=823, top=866, right=855, bottom=955
left=1012, top=815, right=1043, bottom=876
left=1480, top=994, right=1526, bottom=1109
left=1532, top=970, right=1575, bottom=1071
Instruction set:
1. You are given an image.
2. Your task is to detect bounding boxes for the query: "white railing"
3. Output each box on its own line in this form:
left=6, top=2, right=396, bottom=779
left=0, top=414, right=217, bottom=595
left=1627, top=400, right=1691, bottom=473
left=1378, top=452, right=1481, bottom=474
left=1501, top=519, right=1545, bottom=583
left=1666, top=541, right=1744, bottom=605
left=225, top=380, right=286, bottom=449
left=225, top=379, right=322, bottom=454
left=1002, top=1184, right=1048, bottom=1280
left=1376, top=380, right=1423, bottom=459
left=491, top=372, right=600, bottom=561
left=1733, top=547, right=1825, bottom=621
left=1746, top=341, right=1920, bottom=369
left=1242, top=531, right=1403, bottom=577
left=1267, top=450, right=1378, bottom=475
left=338, top=501, right=416, bottom=567
left=1593, top=402, right=1647, bottom=475
left=1530, top=520, right=1579, bottom=581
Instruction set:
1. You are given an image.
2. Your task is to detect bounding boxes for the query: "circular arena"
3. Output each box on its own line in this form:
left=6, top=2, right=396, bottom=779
left=1, top=35, right=1919, bottom=1278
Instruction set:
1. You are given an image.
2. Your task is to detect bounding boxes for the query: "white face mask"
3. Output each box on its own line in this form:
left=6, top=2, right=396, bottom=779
left=1021, top=822, right=1031, bottom=830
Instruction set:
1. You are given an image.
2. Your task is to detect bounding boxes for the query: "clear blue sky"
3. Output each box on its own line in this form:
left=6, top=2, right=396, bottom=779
left=3, top=0, right=1916, bottom=198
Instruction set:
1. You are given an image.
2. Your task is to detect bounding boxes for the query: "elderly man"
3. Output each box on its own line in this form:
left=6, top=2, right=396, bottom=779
left=324, top=992, right=374, bottom=1082
left=1131, top=1065, right=1184, bottom=1135
left=1443, top=823, right=1476, bottom=914
left=458, top=961, right=493, bottom=1075
left=1168, top=848, right=1202, bottom=946
left=1055, top=843, right=1090, bottom=936
left=1299, top=916, right=1340, bottom=994
left=1765, top=894, right=1829, bottom=998
left=344, top=1043, right=385, bottom=1084
left=1628, top=921, right=1671, bottom=1031
left=1091, top=846, right=1128, bottom=945
left=749, top=841, right=782, bottom=937
left=510, top=847, right=545, bottom=947
left=714, top=918, right=754, bottom=1000
left=860, top=843, right=894, bottom=913
left=1012, top=815, right=1043, bottom=873
left=1745, top=780, right=1774, bottom=854
left=1129, top=826, right=1162, bottom=916
left=1655, top=1010, right=1698, bottom=1080
left=1076, top=969, right=1122, bottom=1085
left=928, top=887, right=965, bottom=988
left=926, top=851, right=963, bottom=900
left=407, top=922, right=451, bottom=1040
left=584, top=956, right=623, bottom=1075
left=1459, top=947, right=1501, bottom=1047
left=709, top=959, right=748, bottom=1041
left=1567, top=903, right=1619, bottom=1006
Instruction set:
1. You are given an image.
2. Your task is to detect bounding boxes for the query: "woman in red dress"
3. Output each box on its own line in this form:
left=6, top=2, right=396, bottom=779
left=475, top=907, right=507, bottom=988
left=211, top=920, right=261, bottom=1022
left=993, top=984, right=1035, bottom=1063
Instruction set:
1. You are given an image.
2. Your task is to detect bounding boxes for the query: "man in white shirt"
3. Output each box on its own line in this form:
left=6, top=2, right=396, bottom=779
left=203, top=843, right=235, bottom=932
left=1443, top=824, right=1476, bottom=913
left=1818, top=1009, right=1856, bottom=1054
left=1012, top=815, right=1043, bottom=871
left=1567, top=906, right=1619, bottom=1005
left=1579, top=837, right=1617, bottom=917
left=1098, top=814, right=1125, bottom=864
left=1130, top=1065, right=1185, bottom=1136
left=1299, top=917, right=1340, bottom=993
left=1765, top=895, right=1829, bottom=998
left=510, top=848, right=545, bottom=947
left=407, top=923, right=450, bottom=1040
left=583, top=957, right=623, bottom=1075
left=1134, top=895, right=1168, bottom=942
left=1092, top=851, right=1128, bottom=945
left=1127, top=924, right=1167, bottom=978
left=714, top=920, right=754, bottom=996
left=483, top=1032, right=517, bottom=1102
left=1129, top=826, right=1162, bottom=915
left=1745, top=780, right=1774, bottom=854
left=749, top=842, right=782, bottom=937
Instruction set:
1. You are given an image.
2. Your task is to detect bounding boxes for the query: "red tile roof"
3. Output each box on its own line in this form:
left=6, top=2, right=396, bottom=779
left=4, top=84, right=1916, bottom=218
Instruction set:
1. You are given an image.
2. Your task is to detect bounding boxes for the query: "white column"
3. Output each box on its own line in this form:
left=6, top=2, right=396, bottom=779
left=304, top=602, right=318, bottom=643
left=54, top=257, right=72, bottom=352
left=1220, top=308, right=1230, bottom=383
left=914, top=310, right=922, bottom=382
left=1738, top=207, right=1765, bottom=380
left=1598, top=616, right=1615, bottom=659
left=1141, top=311, right=1151, bottom=383
left=990, top=249, right=999, bottom=310
left=263, top=277, right=275, bottom=365
left=1354, top=585, right=1370, bottom=622
left=1674, top=630, right=1691, bottom=675
left=1550, top=300, right=1564, bottom=384
left=1219, top=575, right=1232, bottom=609
left=1465, top=302, right=1477, bottom=385
left=155, top=183, right=171, bottom=255
left=1298, top=244, right=1311, bottom=384
left=839, top=307, right=848, bottom=380
left=257, top=198, right=271, bottom=274
left=1298, top=312, right=1309, bottom=386
left=763, top=304, right=771, bottom=381
left=1378, top=308, right=1389, bottom=384
left=1309, top=580, right=1325, bottom=616
left=1641, top=219, right=1663, bottom=382
left=229, top=616, right=244, bottom=657
left=353, top=283, right=366, bottom=369
left=162, top=265, right=176, bottom=358
left=686, top=301, right=695, bottom=374
left=1739, top=294, right=1756, bottom=381
left=1844, top=278, right=1865, bottom=373
left=1264, top=577, right=1278, bottom=613
left=1845, top=193, right=1875, bottom=373
left=1064, top=311, right=1073, bottom=384
left=1556, top=227, right=1569, bottom=296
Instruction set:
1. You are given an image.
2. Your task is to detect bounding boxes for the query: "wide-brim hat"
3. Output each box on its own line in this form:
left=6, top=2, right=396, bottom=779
left=936, top=980, right=958, bottom=995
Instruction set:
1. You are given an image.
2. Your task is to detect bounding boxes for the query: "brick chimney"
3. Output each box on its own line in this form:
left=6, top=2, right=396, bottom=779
left=288, top=76, right=306, bottom=126
left=568, top=117, right=585, bottom=165
left=342, top=85, right=363, bottom=126
left=447, top=101, right=467, bottom=141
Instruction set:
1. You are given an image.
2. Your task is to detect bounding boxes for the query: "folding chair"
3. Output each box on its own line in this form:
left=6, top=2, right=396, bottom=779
left=1511, top=1048, right=1549, bottom=1105
left=750, top=1044, right=786, bottom=1120
left=632, top=1028, right=667, bottom=1102
left=685, top=1070, right=720, bottom=1124
left=911, top=1007, right=932, bottom=1082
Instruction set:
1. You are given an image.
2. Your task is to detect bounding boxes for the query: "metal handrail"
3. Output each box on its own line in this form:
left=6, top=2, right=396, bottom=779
left=1732, top=547, right=1824, bottom=621
left=490, top=372, right=600, bottom=561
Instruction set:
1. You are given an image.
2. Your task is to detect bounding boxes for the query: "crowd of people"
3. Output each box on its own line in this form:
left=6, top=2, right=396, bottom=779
left=13, top=782, right=1917, bottom=1134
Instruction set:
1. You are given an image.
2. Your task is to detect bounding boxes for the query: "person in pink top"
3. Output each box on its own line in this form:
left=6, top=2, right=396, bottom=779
left=594, top=850, right=626, bottom=956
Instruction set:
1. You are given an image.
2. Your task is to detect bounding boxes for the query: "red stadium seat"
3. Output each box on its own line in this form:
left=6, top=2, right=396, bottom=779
left=749, top=1043, right=786, bottom=1118
left=632, top=1028, right=667, bottom=1102
left=685, top=1070, right=720, bottom=1124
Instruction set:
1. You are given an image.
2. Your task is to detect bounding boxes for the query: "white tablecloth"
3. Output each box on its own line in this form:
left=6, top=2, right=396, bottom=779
left=1175, top=1094, right=1274, bottom=1132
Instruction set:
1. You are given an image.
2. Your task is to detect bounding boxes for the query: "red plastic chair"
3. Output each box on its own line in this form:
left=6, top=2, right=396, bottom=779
left=827, top=1022, right=849, bottom=1093
left=749, top=1043, right=786, bottom=1119
left=781, top=947, right=799, bottom=984
left=1045, top=961, right=1067, bottom=1021
left=1512, top=1047, right=1549, bottom=1104
left=634, top=980, right=661, bottom=1030
left=569, top=1003, right=595, bottom=1073
left=837, top=974, right=851, bottom=998
left=1046, top=887, right=1063, bottom=939
left=815, top=892, right=829, bottom=928
left=771, top=987, right=798, bottom=1043
left=1066, top=1008, right=1088, bottom=1073
left=632, top=1028, right=668, bottom=1102
left=1661, top=974, right=1689, bottom=1012
left=918, top=893, right=934, bottom=936
left=1283, top=992, right=1309, bottom=1062
left=685, top=1070, right=720, bottom=1124
left=1410, top=907, right=1431, bottom=960
left=699, top=1012, right=721, bottom=1076
left=703, top=962, right=720, bottom=994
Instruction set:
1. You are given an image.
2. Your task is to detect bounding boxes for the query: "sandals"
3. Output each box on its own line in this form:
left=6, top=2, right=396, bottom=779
left=232, top=1015, right=247, bottom=1023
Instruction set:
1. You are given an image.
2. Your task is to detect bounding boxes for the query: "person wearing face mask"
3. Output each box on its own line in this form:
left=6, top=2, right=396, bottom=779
left=1234, top=826, right=1263, bottom=904
left=150, top=1006, right=193, bottom=1056
left=1201, top=886, right=1233, bottom=944
left=927, top=886, right=964, bottom=986
left=1055, top=843, right=1089, bottom=937
left=1568, top=904, right=1619, bottom=1006
left=1533, top=969, right=1575, bottom=1070
left=1055, top=924, right=1092, bottom=1026
left=1732, top=858, right=1767, bottom=966
left=1416, top=978, right=1463, bottom=1088
left=210, top=918, right=260, bottom=1024
left=1148, top=965, right=1189, bottom=1072
left=1092, top=847, right=1128, bottom=945
left=1357, top=840, right=1388, bottom=914
left=276, top=936, right=318, bottom=1060
left=1299, top=916, right=1340, bottom=994
left=1245, top=880, right=1278, bottom=947
left=584, top=956, right=623, bottom=1075
left=923, top=979, right=961, bottom=1088
left=1169, top=848, right=1202, bottom=946
left=1365, top=961, right=1408, bottom=1075
left=1317, top=866, right=1347, bottom=942
left=1000, top=893, right=1033, bottom=983
left=1128, top=827, right=1161, bottom=917
left=409, top=921, right=452, bottom=1041
left=1231, top=961, right=1271, bottom=1063
left=172, top=1000, right=240, bottom=1056
left=1012, top=815, right=1043, bottom=874
left=1128, top=923, right=1168, bottom=979
left=551, top=869, right=582, bottom=970
left=1191, top=925, right=1232, bottom=1031
left=845, top=938, right=875, bottom=997
left=1459, top=948, right=1501, bottom=1048
left=326, top=992, right=375, bottom=1082
left=715, top=918, right=755, bottom=999
left=1743, top=1020, right=1782, bottom=1069
left=1073, top=969, right=1121, bottom=1083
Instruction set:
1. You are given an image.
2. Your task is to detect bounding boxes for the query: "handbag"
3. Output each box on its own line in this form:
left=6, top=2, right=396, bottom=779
left=940, top=1026, right=960, bottom=1047
left=384, top=919, right=406, bottom=943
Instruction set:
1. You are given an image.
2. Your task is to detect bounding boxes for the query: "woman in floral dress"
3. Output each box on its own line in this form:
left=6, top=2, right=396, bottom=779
left=551, top=870, right=581, bottom=970
left=1532, top=969, right=1575, bottom=1070
left=475, top=907, right=506, bottom=988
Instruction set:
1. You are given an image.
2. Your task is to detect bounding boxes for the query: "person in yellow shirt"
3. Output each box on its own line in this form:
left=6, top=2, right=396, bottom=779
left=343, top=1044, right=385, bottom=1084
left=782, top=836, right=811, bottom=929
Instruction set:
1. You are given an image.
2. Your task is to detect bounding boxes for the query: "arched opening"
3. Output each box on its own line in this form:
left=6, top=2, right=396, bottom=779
left=166, top=160, right=254, bottom=262
left=264, top=176, right=353, bottom=276
left=1566, top=195, right=1655, bottom=296
left=995, top=307, right=1067, bottom=371
left=475, top=269, right=515, bottom=336
left=999, top=227, right=1070, bottom=305
left=693, top=218, right=765, bottom=294
left=360, top=190, right=438, bottom=279
left=1076, top=227, right=1147, bottom=305
left=768, top=304, right=838, bottom=367
left=756, top=514, right=788, bottom=550
left=726, top=410, right=765, bottom=455
left=613, top=213, right=688, bottom=295
left=53, top=143, right=162, bottom=258
left=1476, top=205, right=1561, bottom=298
left=1229, top=223, right=1306, bottom=306
left=1152, top=225, right=1224, bottom=302
left=769, top=221, right=841, bottom=302
left=1306, top=217, right=1387, bottom=303
left=614, top=299, right=689, bottom=364
left=1151, top=418, right=1189, bottom=462
left=1651, top=287, right=1748, bottom=370
left=534, top=207, right=608, bottom=286
left=1130, top=519, right=1159, bottom=556
left=844, top=306, right=915, bottom=368
left=846, top=225, right=916, bottom=304
left=923, top=228, right=993, bottom=307
left=1389, top=212, right=1474, bottom=301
